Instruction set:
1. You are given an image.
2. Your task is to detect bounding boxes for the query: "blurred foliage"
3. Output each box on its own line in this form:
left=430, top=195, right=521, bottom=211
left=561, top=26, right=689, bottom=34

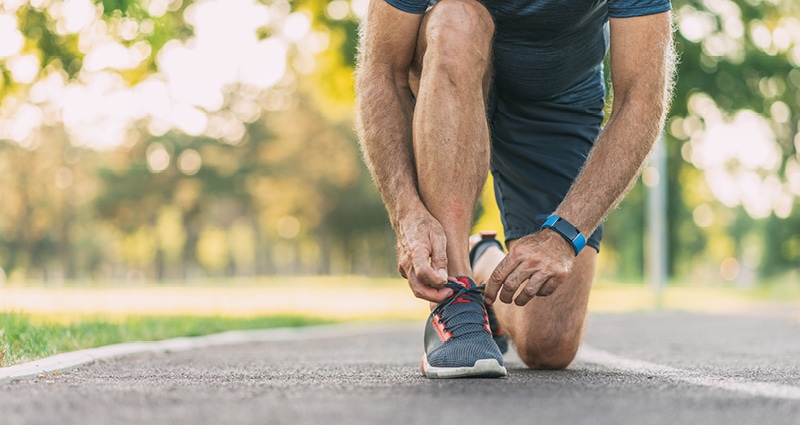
left=660, top=0, right=800, bottom=284
left=0, top=0, right=392, bottom=282
left=0, top=0, right=798, bottom=286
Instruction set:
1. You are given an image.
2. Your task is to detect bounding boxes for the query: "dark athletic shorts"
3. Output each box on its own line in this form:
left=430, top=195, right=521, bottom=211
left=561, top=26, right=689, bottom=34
left=488, top=71, right=605, bottom=251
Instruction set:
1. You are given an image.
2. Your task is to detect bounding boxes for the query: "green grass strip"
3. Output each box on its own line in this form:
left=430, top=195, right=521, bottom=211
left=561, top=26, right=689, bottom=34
left=0, top=312, right=333, bottom=367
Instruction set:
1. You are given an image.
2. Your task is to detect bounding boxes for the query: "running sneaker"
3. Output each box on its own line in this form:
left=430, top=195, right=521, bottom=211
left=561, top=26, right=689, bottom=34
left=469, top=232, right=510, bottom=354
left=421, top=276, right=507, bottom=378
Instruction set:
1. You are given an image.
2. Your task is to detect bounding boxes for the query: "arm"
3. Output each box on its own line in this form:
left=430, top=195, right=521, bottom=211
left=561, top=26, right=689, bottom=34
left=555, top=12, right=675, bottom=243
left=485, top=11, right=676, bottom=305
left=355, top=0, right=451, bottom=301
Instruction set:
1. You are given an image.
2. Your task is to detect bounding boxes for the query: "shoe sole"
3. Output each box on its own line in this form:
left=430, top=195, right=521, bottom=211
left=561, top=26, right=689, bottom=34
left=421, top=355, right=507, bottom=379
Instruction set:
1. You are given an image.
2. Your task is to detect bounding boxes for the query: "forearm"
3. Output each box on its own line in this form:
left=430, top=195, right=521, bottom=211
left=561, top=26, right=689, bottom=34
left=355, top=65, right=423, bottom=229
left=554, top=93, right=668, bottom=237
left=553, top=13, right=675, bottom=241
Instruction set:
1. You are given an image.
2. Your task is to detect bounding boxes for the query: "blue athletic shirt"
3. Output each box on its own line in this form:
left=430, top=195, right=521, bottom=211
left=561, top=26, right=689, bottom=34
left=385, top=0, right=671, bottom=101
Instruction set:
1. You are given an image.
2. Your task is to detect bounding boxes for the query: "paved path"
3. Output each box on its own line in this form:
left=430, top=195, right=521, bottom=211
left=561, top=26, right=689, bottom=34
left=3, top=311, right=800, bottom=425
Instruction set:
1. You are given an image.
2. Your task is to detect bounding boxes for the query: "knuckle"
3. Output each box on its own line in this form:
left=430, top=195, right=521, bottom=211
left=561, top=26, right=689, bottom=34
left=500, top=278, right=517, bottom=290
left=510, top=243, right=531, bottom=256
left=552, top=268, right=567, bottom=281
left=523, top=284, right=539, bottom=297
left=502, top=284, right=518, bottom=295
left=410, top=243, right=428, bottom=257
left=431, top=253, right=447, bottom=264
left=489, top=269, right=506, bottom=284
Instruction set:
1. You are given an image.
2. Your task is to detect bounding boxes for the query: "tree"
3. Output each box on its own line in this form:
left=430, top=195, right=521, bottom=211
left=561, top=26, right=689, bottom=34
left=1, top=0, right=798, bottom=283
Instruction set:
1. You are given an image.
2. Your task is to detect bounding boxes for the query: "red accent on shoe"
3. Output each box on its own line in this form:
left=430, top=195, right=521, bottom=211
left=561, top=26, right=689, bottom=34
left=432, top=314, right=452, bottom=342
left=454, top=276, right=471, bottom=288
left=452, top=295, right=471, bottom=305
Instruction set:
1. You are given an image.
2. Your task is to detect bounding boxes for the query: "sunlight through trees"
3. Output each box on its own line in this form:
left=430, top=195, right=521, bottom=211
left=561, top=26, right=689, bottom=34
left=0, top=0, right=798, bottom=286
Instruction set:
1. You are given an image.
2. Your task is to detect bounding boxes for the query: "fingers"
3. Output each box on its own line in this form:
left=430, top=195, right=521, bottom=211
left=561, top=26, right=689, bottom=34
left=536, top=277, right=561, bottom=297
left=429, top=230, right=449, bottom=283
left=407, top=221, right=448, bottom=288
left=484, top=255, right=517, bottom=305
left=397, top=244, right=410, bottom=279
left=409, top=242, right=447, bottom=288
left=498, top=266, right=533, bottom=304
left=397, top=263, right=408, bottom=279
left=485, top=236, right=572, bottom=306
left=494, top=271, right=548, bottom=306
left=400, top=250, right=451, bottom=302
left=513, top=275, right=546, bottom=306
left=408, top=270, right=453, bottom=303
left=395, top=214, right=449, bottom=302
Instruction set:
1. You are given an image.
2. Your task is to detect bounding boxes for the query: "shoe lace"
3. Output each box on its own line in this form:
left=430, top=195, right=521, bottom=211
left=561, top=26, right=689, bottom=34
left=433, top=281, right=489, bottom=338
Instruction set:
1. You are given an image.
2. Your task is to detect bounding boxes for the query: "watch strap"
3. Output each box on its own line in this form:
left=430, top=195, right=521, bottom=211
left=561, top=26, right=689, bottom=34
left=540, top=215, right=586, bottom=255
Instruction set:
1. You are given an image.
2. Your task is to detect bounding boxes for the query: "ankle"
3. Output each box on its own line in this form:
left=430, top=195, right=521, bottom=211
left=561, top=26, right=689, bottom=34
left=472, top=245, right=505, bottom=283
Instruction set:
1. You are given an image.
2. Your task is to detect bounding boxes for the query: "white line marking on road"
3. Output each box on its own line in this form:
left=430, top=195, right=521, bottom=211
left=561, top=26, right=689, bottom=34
left=5, top=324, right=799, bottom=400
left=577, top=345, right=800, bottom=400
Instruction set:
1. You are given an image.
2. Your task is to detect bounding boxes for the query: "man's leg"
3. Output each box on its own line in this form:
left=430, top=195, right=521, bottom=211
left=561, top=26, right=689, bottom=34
left=410, top=0, right=506, bottom=379
left=409, top=0, right=494, bottom=277
left=473, top=242, right=597, bottom=369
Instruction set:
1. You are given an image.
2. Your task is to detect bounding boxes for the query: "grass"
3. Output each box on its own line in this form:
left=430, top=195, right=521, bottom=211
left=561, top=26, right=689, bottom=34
left=0, top=312, right=333, bottom=368
left=3, top=276, right=799, bottom=368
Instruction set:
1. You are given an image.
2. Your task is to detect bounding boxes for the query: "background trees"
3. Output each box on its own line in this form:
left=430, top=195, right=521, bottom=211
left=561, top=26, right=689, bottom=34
left=0, top=0, right=797, bottom=286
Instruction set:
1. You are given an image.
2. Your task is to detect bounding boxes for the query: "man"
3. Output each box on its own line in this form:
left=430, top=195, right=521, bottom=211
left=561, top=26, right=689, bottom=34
left=355, top=0, right=674, bottom=378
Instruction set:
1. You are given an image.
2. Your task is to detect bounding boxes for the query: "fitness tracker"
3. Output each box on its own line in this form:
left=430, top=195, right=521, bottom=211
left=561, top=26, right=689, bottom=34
left=540, top=215, right=586, bottom=255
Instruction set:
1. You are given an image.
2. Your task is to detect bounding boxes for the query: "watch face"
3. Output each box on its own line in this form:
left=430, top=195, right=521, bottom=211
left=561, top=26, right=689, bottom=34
left=542, top=215, right=585, bottom=255
left=553, top=218, right=579, bottom=241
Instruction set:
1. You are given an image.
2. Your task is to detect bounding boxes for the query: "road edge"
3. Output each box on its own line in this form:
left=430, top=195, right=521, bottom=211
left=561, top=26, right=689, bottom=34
left=0, top=322, right=417, bottom=385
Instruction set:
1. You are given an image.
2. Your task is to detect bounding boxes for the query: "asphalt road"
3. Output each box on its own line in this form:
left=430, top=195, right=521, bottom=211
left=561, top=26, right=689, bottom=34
left=3, top=311, right=800, bottom=425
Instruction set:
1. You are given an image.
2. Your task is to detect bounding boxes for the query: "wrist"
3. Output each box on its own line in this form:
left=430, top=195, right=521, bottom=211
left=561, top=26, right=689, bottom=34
left=391, top=196, right=428, bottom=229
left=540, top=215, right=586, bottom=255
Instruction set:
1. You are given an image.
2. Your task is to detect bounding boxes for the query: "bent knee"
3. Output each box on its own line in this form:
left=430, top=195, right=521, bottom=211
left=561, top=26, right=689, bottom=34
left=424, top=0, right=494, bottom=69
left=517, top=339, right=581, bottom=370
left=428, top=0, right=494, bottom=37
